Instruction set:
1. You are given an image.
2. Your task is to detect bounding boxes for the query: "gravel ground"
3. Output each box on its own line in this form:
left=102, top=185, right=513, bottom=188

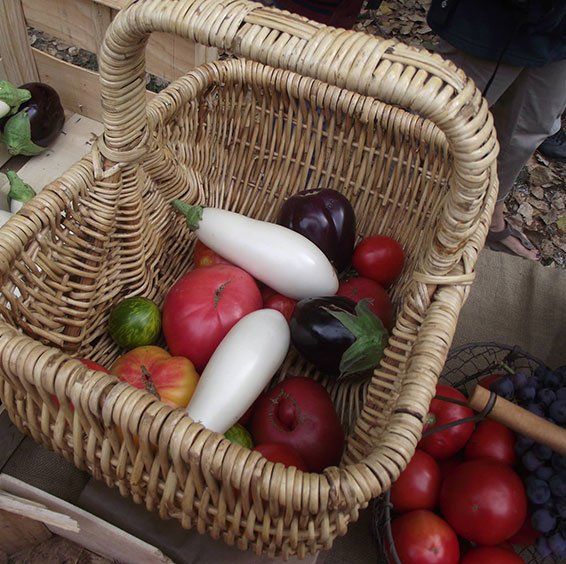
left=26, top=0, right=566, bottom=266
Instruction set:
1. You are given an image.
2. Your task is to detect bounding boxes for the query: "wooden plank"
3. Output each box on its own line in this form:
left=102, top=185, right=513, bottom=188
left=0, top=475, right=174, bottom=564
left=0, top=112, right=104, bottom=212
left=22, top=0, right=217, bottom=82
left=0, top=508, right=52, bottom=556
left=0, top=0, right=40, bottom=85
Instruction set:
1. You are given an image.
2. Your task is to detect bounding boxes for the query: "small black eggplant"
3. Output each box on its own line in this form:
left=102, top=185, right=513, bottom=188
left=0, top=81, right=65, bottom=156
left=277, top=188, right=356, bottom=274
left=290, top=295, right=388, bottom=379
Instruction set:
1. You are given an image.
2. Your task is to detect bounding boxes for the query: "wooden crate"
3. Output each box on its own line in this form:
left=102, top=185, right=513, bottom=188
left=0, top=0, right=218, bottom=122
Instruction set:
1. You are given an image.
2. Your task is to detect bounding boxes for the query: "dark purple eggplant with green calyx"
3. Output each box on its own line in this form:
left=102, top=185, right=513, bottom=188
left=276, top=188, right=356, bottom=274
left=0, top=82, right=65, bottom=156
left=289, top=295, right=388, bottom=379
left=0, top=81, right=32, bottom=119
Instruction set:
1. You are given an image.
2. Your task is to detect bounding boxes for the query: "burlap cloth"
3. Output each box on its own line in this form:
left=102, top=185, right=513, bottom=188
left=2, top=246, right=565, bottom=563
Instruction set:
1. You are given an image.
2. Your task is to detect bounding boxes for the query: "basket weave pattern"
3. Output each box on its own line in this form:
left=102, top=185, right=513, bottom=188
left=0, top=0, right=498, bottom=559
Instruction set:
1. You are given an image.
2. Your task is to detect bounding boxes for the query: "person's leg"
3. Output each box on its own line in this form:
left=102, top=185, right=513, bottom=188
left=537, top=115, right=566, bottom=162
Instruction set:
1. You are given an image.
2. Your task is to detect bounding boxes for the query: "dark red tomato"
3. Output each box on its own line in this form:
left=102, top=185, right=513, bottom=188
left=418, top=384, right=475, bottom=459
left=253, top=442, right=308, bottom=471
left=352, top=235, right=405, bottom=289
left=264, top=293, right=297, bottom=322
left=162, top=265, right=262, bottom=372
left=193, top=238, right=232, bottom=268
left=506, top=509, right=541, bottom=546
left=389, top=449, right=442, bottom=513
left=79, top=358, right=110, bottom=373
left=336, top=276, right=394, bottom=331
left=464, top=419, right=516, bottom=466
left=439, top=459, right=527, bottom=546
left=460, top=547, right=525, bottom=564
left=437, top=453, right=464, bottom=483
left=389, top=509, right=460, bottom=564
left=478, top=373, right=504, bottom=389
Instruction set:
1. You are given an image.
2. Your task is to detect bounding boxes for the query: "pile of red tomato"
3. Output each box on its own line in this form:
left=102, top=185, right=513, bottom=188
left=385, top=383, right=537, bottom=564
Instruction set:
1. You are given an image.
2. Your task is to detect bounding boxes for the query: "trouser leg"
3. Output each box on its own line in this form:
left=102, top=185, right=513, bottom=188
left=436, top=41, right=566, bottom=201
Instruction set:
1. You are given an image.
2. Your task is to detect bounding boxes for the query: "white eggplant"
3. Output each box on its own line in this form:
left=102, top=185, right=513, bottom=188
left=173, top=200, right=339, bottom=300
left=4, top=171, right=36, bottom=213
left=185, top=308, right=290, bottom=434
left=0, top=209, right=14, bottom=227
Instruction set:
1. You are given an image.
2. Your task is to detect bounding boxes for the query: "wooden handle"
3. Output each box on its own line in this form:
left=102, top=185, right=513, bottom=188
left=468, top=384, right=566, bottom=456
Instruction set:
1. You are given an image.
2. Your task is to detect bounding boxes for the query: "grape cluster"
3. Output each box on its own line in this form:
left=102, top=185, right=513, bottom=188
left=491, top=364, right=566, bottom=559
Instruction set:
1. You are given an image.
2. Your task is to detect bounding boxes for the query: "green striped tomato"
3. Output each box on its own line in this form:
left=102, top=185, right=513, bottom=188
left=108, top=296, right=161, bottom=349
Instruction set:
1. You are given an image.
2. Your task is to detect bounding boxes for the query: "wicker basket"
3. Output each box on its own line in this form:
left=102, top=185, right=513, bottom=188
left=0, top=0, right=499, bottom=559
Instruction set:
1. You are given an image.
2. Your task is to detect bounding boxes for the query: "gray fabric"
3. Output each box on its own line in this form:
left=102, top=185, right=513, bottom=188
left=437, top=40, right=566, bottom=202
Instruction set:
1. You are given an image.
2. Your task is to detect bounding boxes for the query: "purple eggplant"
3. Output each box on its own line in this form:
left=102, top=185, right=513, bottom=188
left=276, top=188, right=356, bottom=274
left=0, top=81, right=65, bottom=156
left=289, top=295, right=388, bottom=379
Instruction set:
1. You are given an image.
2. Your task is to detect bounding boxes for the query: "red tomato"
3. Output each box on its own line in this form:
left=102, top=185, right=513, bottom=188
left=464, top=419, right=516, bottom=466
left=336, top=276, right=394, bottom=331
left=79, top=358, right=109, bottom=373
left=437, top=453, right=464, bottom=483
left=439, top=459, right=527, bottom=546
left=352, top=235, right=405, bottom=289
left=162, top=265, right=262, bottom=371
left=389, top=509, right=460, bottom=564
left=418, top=384, right=475, bottom=459
left=264, top=293, right=297, bottom=322
left=253, top=442, right=308, bottom=471
left=389, top=449, right=441, bottom=513
left=193, top=239, right=232, bottom=268
left=460, top=546, right=525, bottom=564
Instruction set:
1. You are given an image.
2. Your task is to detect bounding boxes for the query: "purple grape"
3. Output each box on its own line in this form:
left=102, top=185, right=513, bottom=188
left=536, top=465, right=555, bottom=481
left=537, top=387, right=557, bottom=407
left=526, top=402, right=546, bottom=417
left=548, top=532, right=566, bottom=557
left=544, top=370, right=562, bottom=390
left=517, top=385, right=536, bottom=402
left=535, top=365, right=550, bottom=379
left=526, top=477, right=551, bottom=505
left=531, top=507, right=557, bottom=534
left=536, top=536, right=553, bottom=557
left=527, top=375, right=542, bottom=391
left=515, top=434, right=535, bottom=456
left=556, top=499, right=566, bottom=519
left=522, top=450, right=544, bottom=472
left=512, top=371, right=529, bottom=389
left=533, top=443, right=553, bottom=461
left=550, top=474, right=566, bottom=498
left=559, top=519, right=566, bottom=537
left=552, top=453, right=566, bottom=473
left=491, top=376, right=514, bottom=400
left=557, top=388, right=566, bottom=401
left=549, top=399, right=566, bottom=423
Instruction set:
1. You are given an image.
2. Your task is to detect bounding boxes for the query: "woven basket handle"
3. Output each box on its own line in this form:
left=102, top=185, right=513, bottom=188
left=98, top=0, right=498, bottom=273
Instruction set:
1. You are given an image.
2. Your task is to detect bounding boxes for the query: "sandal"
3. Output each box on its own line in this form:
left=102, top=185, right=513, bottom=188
left=485, top=218, right=540, bottom=260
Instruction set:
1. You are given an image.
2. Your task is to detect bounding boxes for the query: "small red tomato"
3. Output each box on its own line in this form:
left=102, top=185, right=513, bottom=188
left=79, top=358, right=110, bottom=373
left=336, top=276, right=394, bottom=331
left=506, top=509, right=541, bottom=546
left=193, top=238, right=232, bottom=268
left=253, top=442, right=308, bottom=471
left=460, top=546, right=525, bottom=564
left=464, top=419, right=516, bottom=466
left=389, top=509, right=460, bottom=564
left=437, top=453, right=464, bottom=482
left=389, top=449, right=442, bottom=513
left=352, top=235, right=405, bottom=289
left=440, top=459, right=527, bottom=546
left=264, top=293, right=297, bottom=322
left=418, top=384, right=475, bottom=460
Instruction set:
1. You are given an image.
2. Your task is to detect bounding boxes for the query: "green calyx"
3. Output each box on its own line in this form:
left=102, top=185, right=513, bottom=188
left=4, top=171, right=36, bottom=208
left=172, top=199, right=204, bottom=232
left=325, top=299, right=389, bottom=379
left=0, top=81, right=31, bottom=117
left=0, top=111, right=45, bottom=156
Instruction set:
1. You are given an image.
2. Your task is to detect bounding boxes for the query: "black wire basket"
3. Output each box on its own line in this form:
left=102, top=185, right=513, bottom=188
left=371, top=342, right=565, bottom=564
